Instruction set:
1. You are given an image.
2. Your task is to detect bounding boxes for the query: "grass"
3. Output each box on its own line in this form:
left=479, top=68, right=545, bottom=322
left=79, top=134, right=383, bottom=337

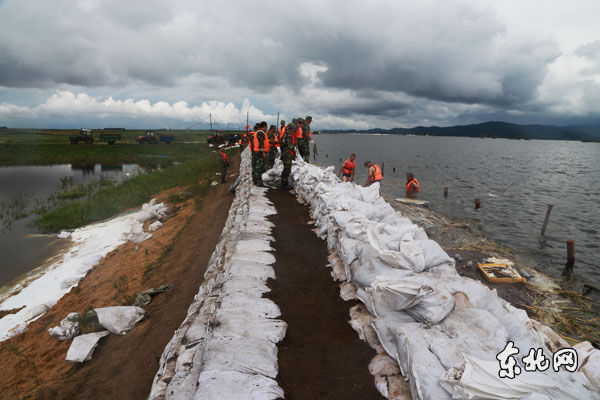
left=0, top=128, right=241, bottom=167
left=35, top=154, right=220, bottom=233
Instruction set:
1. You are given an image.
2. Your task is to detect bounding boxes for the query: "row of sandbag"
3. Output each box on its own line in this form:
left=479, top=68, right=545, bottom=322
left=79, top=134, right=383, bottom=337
left=149, top=148, right=286, bottom=400
left=288, top=159, right=599, bottom=400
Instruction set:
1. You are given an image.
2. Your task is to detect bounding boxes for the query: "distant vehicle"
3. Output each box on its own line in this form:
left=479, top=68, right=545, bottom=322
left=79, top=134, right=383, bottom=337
left=99, top=132, right=121, bottom=144
left=69, top=128, right=94, bottom=144
left=137, top=131, right=175, bottom=144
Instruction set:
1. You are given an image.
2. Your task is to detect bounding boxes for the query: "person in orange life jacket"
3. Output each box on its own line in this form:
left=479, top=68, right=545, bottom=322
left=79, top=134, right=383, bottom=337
left=266, top=125, right=278, bottom=170
left=279, top=120, right=286, bottom=141
left=405, top=173, right=420, bottom=197
left=219, top=150, right=228, bottom=182
left=338, top=153, right=356, bottom=182
left=364, top=161, right=383, bottom=190
left=250, top=123, right=269, bottom=186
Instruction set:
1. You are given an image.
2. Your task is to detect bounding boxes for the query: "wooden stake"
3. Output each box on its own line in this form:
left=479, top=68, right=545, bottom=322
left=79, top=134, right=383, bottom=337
left=444, top=187, right=448, bottom=198
left=475, top=198, right=481, bottom=209
left=566, top=240, right=575, bottom=268
left=541, top=204, right=554, bottom=235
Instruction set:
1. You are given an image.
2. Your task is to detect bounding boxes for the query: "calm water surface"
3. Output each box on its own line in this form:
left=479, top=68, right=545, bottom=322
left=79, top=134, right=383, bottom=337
left=0, top=164, right=142, bottom=288
left=313, top=134, right=600, bottom=287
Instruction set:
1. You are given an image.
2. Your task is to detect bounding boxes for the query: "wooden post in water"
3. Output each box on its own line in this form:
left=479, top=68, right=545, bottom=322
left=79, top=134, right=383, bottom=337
left=541, top=204, right=554, bottom=235
left=444, top=187, right=448, bottom=198
left=475, top=198, right=481, bottom=209
left=566, top=240, right=575, bottom=269
left=393, top=167, right=396, bottom=173
left=381, top=162, right=385, bottom=176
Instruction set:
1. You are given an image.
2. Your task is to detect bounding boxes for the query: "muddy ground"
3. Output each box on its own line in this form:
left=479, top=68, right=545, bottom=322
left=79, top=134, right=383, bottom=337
left=0, top=154, right=239, bottom=400
left=267, top=189, right=382, bottom=400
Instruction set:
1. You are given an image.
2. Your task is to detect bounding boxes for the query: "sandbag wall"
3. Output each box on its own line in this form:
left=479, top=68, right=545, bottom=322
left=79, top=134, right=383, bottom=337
left=289, top=160, right=599, bottom=400
left=149, top=148, right=286, bottom=400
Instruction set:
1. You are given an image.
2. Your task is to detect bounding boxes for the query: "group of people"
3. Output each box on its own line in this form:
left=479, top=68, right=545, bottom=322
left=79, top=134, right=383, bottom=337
left=241, top=116, right=314, bottom=189
left=240, top=117, right=420, bottom=195
left=337, top=154, right=421, bottom=195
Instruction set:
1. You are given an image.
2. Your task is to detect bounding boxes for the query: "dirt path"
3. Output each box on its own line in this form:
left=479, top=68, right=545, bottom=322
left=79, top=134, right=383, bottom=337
left=267, top=189, right=382, bottom=400
left=0, top=154, right=239, bottom=399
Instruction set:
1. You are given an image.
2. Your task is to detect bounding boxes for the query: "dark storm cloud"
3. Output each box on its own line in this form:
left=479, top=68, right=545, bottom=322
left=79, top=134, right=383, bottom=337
left=0, top=0, right=590, bottom=127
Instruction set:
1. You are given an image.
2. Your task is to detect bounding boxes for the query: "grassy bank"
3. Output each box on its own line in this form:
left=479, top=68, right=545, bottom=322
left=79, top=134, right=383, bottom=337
left=35, top=154, right=221, bottom=233
left=0, top=129, right=242, bottom=166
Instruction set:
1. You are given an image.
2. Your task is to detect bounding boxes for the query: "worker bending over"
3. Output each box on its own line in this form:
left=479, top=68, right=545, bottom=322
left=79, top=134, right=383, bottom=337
left=364, top=161, right=383, bottom=190
left=338, top=154, right=356, bottom=182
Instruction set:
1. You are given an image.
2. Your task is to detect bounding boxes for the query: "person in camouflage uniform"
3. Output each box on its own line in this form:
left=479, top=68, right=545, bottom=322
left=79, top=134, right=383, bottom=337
left=298, top=115, right=312, bottom=162
left=251, top=123, right=268, bottom=186
left=280, top=120, right=297, bottom=189
left=266, top=124, right=278, bottom=170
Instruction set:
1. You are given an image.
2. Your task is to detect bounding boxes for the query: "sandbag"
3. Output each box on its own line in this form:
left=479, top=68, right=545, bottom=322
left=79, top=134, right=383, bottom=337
left=65, top=331, right=110, bottom=363
left=48, top=312, right=80, bottom=340
left=94, top=306, right=146, bottom=335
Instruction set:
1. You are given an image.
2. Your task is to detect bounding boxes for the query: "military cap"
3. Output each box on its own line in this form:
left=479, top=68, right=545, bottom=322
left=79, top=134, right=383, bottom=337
left=269, top=125, right=276, bottom=129
left=306, top=115, right=312, bottom=121
left=280, top=120, right=286, bottom=124
left=297, top=118, right=305, bottom=124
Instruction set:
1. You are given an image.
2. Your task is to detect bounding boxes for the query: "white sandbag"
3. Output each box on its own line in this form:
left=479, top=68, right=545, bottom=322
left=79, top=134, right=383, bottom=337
left=339, top=282, right=357, bottom=301
left=366, top=277, right=455, bottom=324
left=122, top=221, right=152, bottom=243
left=149, top=220, right=163, bottom=231
left=395, top=323, right=452, bottom=400
left=440, top=354, right=598, bottom=400
left=65, top=331, right=110, bottom=363
left=352, top=258, right=412, bottom=289
left=574, top=341, right=600, bottom=390
left=369, top=353, right=401, bottom=376
left=202, top=336, right=279, bottom=378
left=196, top=371, right=284, bottom=400
left=414, top=239, right=454, bottom=269
left=94, top=306, right=146, bottom=335
left=48, top=312, right=80, bottom=340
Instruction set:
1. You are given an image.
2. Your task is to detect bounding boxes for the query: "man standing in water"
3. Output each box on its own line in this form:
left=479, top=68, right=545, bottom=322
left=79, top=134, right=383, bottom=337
left=405, top=173, right=420, bottom=197
left=338, top=154, right=356, bottom=182
left=364, top=161, right=383, bottom=190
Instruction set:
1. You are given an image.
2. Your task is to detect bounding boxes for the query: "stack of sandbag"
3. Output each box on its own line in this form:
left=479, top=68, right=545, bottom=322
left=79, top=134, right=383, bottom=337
left=149, top=148, right=286, bottom=400
left=290, top=160, right=599, bottom=400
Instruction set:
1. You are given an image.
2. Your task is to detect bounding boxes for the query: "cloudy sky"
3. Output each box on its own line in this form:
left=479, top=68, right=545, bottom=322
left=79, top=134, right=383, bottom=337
left=0, top=0, right=599, bottom=129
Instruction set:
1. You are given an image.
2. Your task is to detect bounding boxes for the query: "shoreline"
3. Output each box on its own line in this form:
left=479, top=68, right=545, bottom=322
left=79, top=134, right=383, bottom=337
left=381, top=193, right=599, bottom=345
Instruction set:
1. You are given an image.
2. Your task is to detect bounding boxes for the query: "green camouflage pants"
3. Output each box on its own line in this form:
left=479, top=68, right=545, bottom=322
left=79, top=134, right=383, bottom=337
left=267, top=149, right=277, bottom=170
left=220, top=160, right=228, bottom=182
left=251, top=151, right=265, bottom=185
left=298, top=139, right=310, bottom=162
left=280, top=147, right=293, bottom=187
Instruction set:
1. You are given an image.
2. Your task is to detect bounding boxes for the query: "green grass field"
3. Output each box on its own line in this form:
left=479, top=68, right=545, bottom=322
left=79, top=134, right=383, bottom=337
left=0, top=128, right=240, bottom=166
left=0, top=128, right=239, bottom=232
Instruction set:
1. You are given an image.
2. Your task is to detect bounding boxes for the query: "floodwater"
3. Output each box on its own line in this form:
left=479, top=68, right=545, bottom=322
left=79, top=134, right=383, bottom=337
left=312, top=134, right=600, bottom=288
left=0, top=164, right=142, bottom=289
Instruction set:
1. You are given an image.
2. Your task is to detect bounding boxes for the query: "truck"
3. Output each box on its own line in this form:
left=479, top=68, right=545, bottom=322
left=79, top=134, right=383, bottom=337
left=69, top=128, right=94, bottom=144
left=137, top=131, right=175, bottom=144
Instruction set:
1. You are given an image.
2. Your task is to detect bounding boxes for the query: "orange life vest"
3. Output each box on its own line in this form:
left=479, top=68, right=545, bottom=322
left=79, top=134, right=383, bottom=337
left=406, top=178, right=420, bottom=192
left=270, top=131, right=280, bottom=148
left=296, top=126, right=303, bottom=139
left=342, top=159, right=355, bottom=175
left=371, top=164, right=383, bottom=182
left=250, top=131, right=269, bottom=152
left=278, top=126, right=286, bottom=140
